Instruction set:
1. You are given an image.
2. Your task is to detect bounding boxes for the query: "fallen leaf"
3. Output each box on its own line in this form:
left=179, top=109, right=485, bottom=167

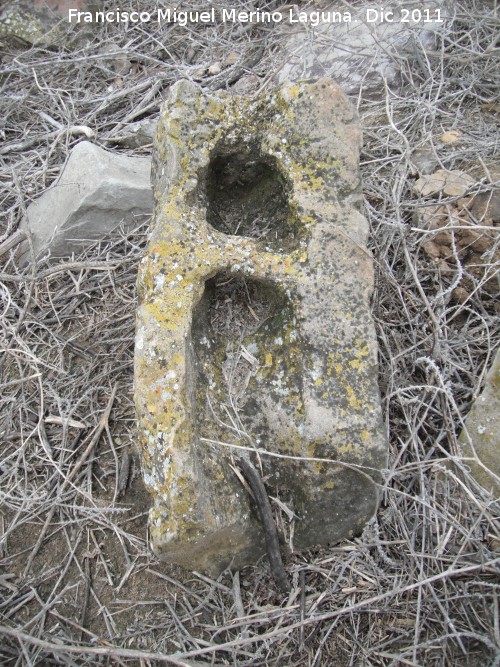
left=413, top=169, right=475, bottom=197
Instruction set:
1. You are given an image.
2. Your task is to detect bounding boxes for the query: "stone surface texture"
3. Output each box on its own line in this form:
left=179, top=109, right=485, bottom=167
left=277, top=1, right=447, bottom=95
left=134, top=78, right=387, bottom=574
left=108, top=118, right=157, bottom=148
left=22, top=141, right=153, bottom=260
left=459, top=350, right=500, bottom=496
left=0, top=1, right=92, bottom=45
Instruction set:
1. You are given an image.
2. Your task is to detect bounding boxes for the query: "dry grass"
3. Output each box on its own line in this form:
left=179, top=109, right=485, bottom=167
left=0, top=1, right=499, bottom=665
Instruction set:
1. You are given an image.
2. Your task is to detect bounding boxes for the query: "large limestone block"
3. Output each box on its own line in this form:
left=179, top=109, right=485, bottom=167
left=459, top=351, right=500, bottom=496
left=277, top=2, right=447, bottom=95
left=22, top=141, right=152, bottom=260
left=135, top=78, right=387, bottom=574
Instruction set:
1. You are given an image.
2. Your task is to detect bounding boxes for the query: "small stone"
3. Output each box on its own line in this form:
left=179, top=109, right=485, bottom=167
left=231, top=74, right=259, bottom=93
left=108, top=118, right=158, bottom=148
left=191, top=67, right=206, bottom=81
left=442, top=171, right=476, bottom=197
left=411, top=147, right=439, bottom=175
left=452, top=287, right=470, bottom=303
left=470, top=190, right=500, bottom=224
left=482, top=102, right=500, bottom=114
left=0, top=6, right=44, bottom=45
left=208, top=62, right=221, bottom=75
left=0, top=0, right=93, bottom=47
left=98, top=44, right=131, bottom=76
left=416, top=189, right=499, bottom=303
left=224, top=51, right=239, bottom=66
left=414, top=171, right=448, bottom=197
left=440, top=130, right=462, bottom=143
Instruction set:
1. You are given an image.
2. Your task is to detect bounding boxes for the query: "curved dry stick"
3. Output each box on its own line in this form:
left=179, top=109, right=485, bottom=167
left=238, top=457, right=290, bottom=593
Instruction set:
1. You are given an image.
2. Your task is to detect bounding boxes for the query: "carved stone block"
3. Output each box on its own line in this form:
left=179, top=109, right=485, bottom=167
left=134, top=78, right=387, bottom=574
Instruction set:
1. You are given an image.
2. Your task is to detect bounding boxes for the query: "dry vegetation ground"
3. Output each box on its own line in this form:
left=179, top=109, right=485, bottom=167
left=0, top=1, right=499, bottom=665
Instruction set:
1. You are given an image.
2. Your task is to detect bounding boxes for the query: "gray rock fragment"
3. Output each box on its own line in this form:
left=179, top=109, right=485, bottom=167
left=459, top=351, right=500, bottom=496
left=411, top=147, right=440, bottom=176
left=98, top=43, right=131, bottom=76
left=106, top=118, right=157, bottom=148
left=277, top=1, right=447, bottom=96
left=22, top=141, right=152, bottom=261
left=0, top=0, right=94, bottom=46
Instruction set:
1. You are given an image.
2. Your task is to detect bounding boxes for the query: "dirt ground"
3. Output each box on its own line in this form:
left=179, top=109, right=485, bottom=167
left=0, top=1, right=499, bottom=665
